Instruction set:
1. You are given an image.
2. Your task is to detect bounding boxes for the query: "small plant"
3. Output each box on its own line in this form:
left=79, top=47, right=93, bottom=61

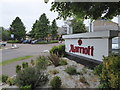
left=6, top=77, right=15, bottom=86
left=65, top=66, right=77, bottom=75
left=59, top=59, right=67, bottom=65
left=79, top=76, right=89, bottom=85
left=48, top=53, right=60, bottom=67
left=22, top=62, right=28, bottom=69
left=30, top=59, right=35, bottom=66
left=0, top=74, right=8, bottom=83
left=16, top=65, right=21, bottom=73
left=50, top=76, right=62, bottom=88
left=50, top=44, right=65, bottom=57
left=36, top=56, right=48, bottom=70
left=20, top=85, right=32, bottom=90
left=15, top=67, right=48, bottom=89
left=49, top=69, right=59, bottom=75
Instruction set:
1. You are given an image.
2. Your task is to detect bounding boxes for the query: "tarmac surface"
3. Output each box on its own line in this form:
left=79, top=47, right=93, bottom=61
left=1, top=43, right=64, bottom=77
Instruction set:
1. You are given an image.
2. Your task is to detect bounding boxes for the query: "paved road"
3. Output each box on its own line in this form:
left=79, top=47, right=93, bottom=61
left=2, top=43, right=63, bottom=61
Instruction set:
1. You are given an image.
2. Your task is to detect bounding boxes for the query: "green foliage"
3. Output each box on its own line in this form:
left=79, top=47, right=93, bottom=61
left=22, top=62, right=28, bottom=69
left=65, top=66, right=77, bottom=75
left=50, top=76, right=62, bottom=88
left=50, top=2, right=120, bottom=20
left=15, top=67, right=48, bottom=89
left=94, top=64, right=103, bottom=76
left=20, top=85, right=31, bottom=90
left=30, top=13, right=50, bottom=39
left=50, top=19, right=58, bottom=39
left=30, top=59, right=35, bottom=66
left=36, top=40, right=58, bottom=44
left=36, top=56, right=48, bottom=70
left=10, top=17, right=26, bottom=40
left=16, top=65, right=21, bottom=73
left=0, top=74, right=8, bottom=83
left=6, top=77, right=15, bottom=86
left=48, top=53, right=60, bottom=67
left=59, top=59, right=67, bottom=65
left=0, top=27, right=10, bottom=41
left=50, top=44, right=65, bottom=57
left=99, top=55, right=120, bottom=88
left=72, top=18, right=87, bottom=34
left=7, top=40, right=20, bottom=43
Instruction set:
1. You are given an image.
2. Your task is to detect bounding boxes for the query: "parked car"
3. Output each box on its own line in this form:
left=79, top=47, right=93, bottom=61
left=0, top=41, right=7, bottom=46
left=22, top=40, right=31, bottom=44
left=31, top=40, right=38, bottom=44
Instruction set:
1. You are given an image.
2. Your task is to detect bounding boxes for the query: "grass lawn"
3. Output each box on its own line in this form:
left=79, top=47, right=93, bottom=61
left=0, top=56, right=32, bottom=66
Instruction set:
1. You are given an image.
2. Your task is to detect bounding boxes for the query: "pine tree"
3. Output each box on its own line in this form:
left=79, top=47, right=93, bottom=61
left=10, top=17, right=26, bottom=40
left=51, top=19, right=58, bottom=39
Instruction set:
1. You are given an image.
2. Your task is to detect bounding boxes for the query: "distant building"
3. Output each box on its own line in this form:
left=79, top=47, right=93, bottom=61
left=93, top=19, right=119, bottom=32
left=57, top=26, right=67, bottom=35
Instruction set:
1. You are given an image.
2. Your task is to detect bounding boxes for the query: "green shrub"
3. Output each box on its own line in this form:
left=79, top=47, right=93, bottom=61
left=50, top=45, right=65, bottom=57
left=94, top=64, right=103, bottom=76
left=65, top=66, right=77, bottom=75
left=48, top=53, right=60, bottom=67
left=50, top=40, right=58, bottom=43
left=15, top=67, right=48, bottom=89
left=50, top=76, right=62, bottom=88
left=20, top=85, right=31, bottom=90
left=30, top=59, right=35, bottom=66
left=0, top=74, right=8, bottom=83
left=16, top=65, right=21, bottom=73
left=99, top=55, right=120, bottom=88
left=36, top=56, right=48, bottom=70
left=7, top=40, right=20, bottom=43
left=22, top=62, right=28, bottom=69
left=59, top=59, right=67, bottom=65
left=6, top=77, right=15, bottom=86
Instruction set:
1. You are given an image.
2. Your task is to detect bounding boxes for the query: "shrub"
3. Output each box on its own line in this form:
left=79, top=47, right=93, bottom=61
left=15, top=67, right=48, bottom=89
left=0, top=74, right=8, bottom=83
left=36, top=56, right=48, bottom=70
left=99, top=55, right=120, bottom=88
left=6, top=77, right=15, bottom=86
left=50, top=45, right=65, bottom=57
left=65, top=66, right=77, bottom=75
left=16, top=65, right=21, bottom=73
left=94, top=64, right=103, bottom=76
left=59, top=59, right=67, bottom=65
left=22, top=62, right=28, bottom=69
left=7, top=40, right=20, bottom=43
left=50, top=76, right=62, bottom=88
left=48, top=53, right=60, bottom=67
left=30, top=59, right=35, bottom=66
left=20, top=85, right=31, bottom=90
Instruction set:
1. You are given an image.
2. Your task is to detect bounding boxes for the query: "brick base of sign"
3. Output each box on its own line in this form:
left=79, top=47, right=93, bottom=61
left=66, top=52, right=102, bottom=69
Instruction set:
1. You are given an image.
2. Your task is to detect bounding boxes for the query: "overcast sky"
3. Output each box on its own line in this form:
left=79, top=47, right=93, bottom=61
left=0, top=0, right=118, bottom=32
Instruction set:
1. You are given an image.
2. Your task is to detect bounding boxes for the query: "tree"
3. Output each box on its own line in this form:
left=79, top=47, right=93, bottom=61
left=0, top=27, right=10, bottom=41
left=50, top=2, right=120, bottom=20
left=72, top=18, right=87, bottom=34
left=10, top=17, right=26, bottom=40
left=30, top=13, right=50, bottom=39
left=30, top=20, right=39, bottom=38
left=51, top=19, right=58, bottom=39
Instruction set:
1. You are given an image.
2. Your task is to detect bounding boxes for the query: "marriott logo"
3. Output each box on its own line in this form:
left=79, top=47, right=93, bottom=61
left=69, top=40, right=94, bottom=56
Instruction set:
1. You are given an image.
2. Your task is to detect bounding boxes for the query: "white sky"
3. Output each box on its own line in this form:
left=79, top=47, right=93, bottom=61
left=0, top=0, right=118, bottom=32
